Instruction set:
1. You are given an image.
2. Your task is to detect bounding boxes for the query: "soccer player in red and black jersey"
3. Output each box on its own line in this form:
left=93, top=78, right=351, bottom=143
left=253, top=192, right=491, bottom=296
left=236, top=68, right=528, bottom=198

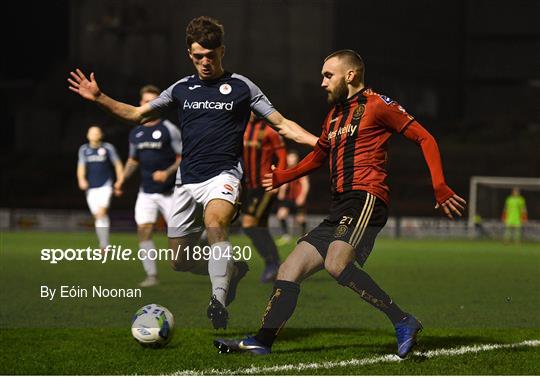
left=214, top=50, right=466, bottom=358
left=276, top=151, right=310, bottom=244
left=242, top=112, right=287, bottom=282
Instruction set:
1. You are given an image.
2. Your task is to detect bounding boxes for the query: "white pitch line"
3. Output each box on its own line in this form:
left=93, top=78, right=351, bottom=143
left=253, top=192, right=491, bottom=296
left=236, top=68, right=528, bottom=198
left=171, top=339, right=540, bottom=375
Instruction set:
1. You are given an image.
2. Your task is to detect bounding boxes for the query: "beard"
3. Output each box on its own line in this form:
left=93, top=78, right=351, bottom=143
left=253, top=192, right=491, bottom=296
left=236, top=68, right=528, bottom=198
left=326, top=79, right=348, bottom=105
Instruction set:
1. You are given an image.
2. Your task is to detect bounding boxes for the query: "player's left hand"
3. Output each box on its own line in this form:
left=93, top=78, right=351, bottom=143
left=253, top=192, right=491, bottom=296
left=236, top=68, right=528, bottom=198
left=435, top=194, right=467, bottom=220
left=152, top=170, right=168, bottom=183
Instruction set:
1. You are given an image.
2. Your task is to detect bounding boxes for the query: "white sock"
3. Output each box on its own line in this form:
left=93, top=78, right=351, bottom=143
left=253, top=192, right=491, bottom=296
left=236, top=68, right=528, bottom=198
left=208, top=241, right=234, bottom=306
left=95, top=215, right=110, bottom=249
left=139, top=240, right=157, bottom=277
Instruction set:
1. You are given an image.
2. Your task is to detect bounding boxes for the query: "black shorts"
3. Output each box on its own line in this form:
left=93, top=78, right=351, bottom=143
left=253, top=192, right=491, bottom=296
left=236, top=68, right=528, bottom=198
left=298, top=191, right=387, bottom=267
left=240, top=187, right=276, bottom=226
left=279, top=200, right=306, bottom=216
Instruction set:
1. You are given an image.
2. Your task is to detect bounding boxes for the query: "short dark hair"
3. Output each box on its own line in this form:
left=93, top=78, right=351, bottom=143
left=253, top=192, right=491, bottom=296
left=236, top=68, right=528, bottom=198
left=324, top=49, right=365, bottom=82
left=140, top=85, right=160, bottom=97
left=186, top=16, right=224, bottom=49
left=88, top=124, right=102, bottom=130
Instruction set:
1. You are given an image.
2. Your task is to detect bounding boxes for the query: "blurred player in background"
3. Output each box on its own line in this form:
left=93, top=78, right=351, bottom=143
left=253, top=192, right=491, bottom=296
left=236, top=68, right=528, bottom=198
left=214, top=49, right=466, bottom=358
left=502, top=187, right=527, bottom=244
left=114, top=85, right=182, bottom=287
left=242, top=112, right=287, bottom=283
left=276, top=151, right=310, bottom=245
left=68, top=16, right=317, bottom=329
left=77, top=125, right=123, bottom=250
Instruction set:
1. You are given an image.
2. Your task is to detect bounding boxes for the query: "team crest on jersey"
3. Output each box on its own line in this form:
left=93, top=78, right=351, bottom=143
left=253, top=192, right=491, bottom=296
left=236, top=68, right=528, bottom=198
left=152, top=130, right=162, bottom=139
left=352, top=104, right=365, bottom=120
left=219, top=84, right=232, bottom=95
left=97, top=147, right=106, bottom=156
left=379, top=95, right=394, bottom=105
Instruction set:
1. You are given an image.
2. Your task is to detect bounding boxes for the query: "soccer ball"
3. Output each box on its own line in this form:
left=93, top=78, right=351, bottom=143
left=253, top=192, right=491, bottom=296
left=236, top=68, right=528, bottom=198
left=131, top=304, right=175, bottom=348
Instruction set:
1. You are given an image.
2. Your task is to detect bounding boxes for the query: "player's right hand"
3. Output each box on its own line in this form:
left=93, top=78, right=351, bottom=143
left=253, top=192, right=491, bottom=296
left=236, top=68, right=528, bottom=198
left=152, top=170, right=168, bottom=183
left=262, top=173, right=274, bottom=191
left=113, top=181, right=123, bottom=197
left=78, top=180, right=89, bottom=191
left=68, top=69, right=101, bottom=101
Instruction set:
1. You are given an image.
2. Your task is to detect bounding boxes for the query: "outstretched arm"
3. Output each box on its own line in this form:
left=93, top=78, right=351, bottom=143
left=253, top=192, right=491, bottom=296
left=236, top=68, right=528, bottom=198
left=265, top=111, right=318, bottom=147
left=402, top=120, right=466, bottom=219
left=68, top=69, right=159, bottom=125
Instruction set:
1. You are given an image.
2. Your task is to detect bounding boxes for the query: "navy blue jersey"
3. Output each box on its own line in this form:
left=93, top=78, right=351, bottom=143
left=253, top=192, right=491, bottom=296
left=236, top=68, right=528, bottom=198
left=149, top=72, right=275, bottom=185
left=129, top=120, right=182, bottom=194
left=78, top=143, right=120, bottom=188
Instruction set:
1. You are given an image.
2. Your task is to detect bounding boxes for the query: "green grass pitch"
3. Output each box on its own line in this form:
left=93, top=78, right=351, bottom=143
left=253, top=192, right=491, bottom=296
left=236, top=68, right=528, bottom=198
left=0, top=231, right=539, bottom=375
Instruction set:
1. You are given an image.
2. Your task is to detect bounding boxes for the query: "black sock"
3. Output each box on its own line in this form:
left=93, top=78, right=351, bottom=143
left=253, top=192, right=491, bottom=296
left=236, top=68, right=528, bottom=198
left=244, top=227, right=280, bottom=265
left=300, top=221, right=307, bottom=235
left=337, top=262, right=406, bottom=325
left=280, top=219, right=288, bottom=235
left=254, top=280, right=300, bottom=347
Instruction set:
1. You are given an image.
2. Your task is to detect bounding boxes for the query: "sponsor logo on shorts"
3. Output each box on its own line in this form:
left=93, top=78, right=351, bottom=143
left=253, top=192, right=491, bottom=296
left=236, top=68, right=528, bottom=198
left=224, top=184, right=234, bottom=192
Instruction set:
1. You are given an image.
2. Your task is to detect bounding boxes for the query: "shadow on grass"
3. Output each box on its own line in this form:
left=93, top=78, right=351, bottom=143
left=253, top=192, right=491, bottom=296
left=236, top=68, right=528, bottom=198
left=273, top=328, right=391, bottom=355
left=278, top=327, right=391, bottom=341
left=253, top=327, right=503, bottom=357
left=202, top=327, right=524, bottom=360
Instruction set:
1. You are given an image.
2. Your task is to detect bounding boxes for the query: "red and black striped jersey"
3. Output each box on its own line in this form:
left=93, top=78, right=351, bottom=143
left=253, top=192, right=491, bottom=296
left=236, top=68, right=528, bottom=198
left=243, top=120, right=286, bottom=189
left=317, top=88, right=414, bottom=205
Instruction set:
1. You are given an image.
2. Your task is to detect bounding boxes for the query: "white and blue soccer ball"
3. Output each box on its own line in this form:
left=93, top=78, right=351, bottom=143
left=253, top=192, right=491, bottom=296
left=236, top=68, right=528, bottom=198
left=131, top=304, right=175, bottom=348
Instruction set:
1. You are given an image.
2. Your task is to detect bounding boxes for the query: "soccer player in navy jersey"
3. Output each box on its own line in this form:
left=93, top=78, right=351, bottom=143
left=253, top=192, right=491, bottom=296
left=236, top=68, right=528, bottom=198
left=214, top=50, right=466, bottom=357
left=77, top=125, right=123, bottom=250
left=115, top=85, right=182, bottom=288
left=242, top=112, right=287, bottom=282
left=68, top=16, right=317, bottom=329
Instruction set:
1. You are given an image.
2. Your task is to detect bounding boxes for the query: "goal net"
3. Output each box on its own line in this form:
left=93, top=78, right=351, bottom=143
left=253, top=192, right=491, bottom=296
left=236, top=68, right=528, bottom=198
left=468, top=176, right=540, bottom=240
